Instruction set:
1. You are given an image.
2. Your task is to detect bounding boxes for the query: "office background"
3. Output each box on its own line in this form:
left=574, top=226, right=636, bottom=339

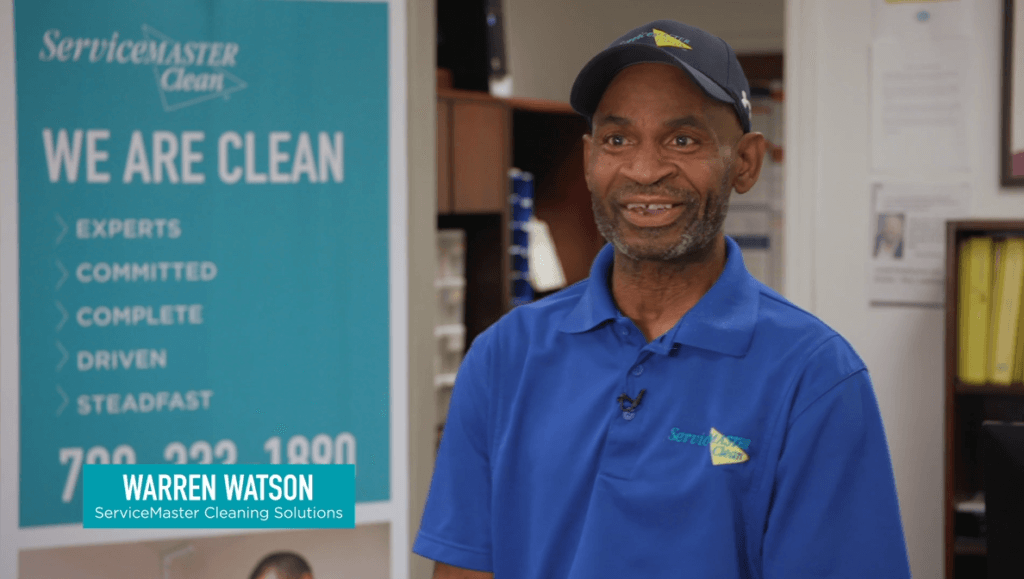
left=2, top=0, right=1022, bottom=577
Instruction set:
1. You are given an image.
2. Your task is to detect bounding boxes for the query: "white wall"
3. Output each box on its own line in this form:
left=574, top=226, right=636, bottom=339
left=406, top=0, right=439, bottom=577
left=786, top=0, right=1024, bottom=577
left=504, top=0, right=784, bottom=102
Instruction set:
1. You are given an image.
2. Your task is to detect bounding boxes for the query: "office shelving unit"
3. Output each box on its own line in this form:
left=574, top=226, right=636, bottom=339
left=944, top=220, right=1024, bottom=578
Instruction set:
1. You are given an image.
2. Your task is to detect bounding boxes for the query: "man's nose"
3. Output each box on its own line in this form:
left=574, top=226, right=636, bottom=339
left=621, top=141, right=674, bottom=185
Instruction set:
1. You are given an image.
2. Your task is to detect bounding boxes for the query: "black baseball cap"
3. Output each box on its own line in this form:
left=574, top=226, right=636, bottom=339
left=570, top=20, right=752, bottom=133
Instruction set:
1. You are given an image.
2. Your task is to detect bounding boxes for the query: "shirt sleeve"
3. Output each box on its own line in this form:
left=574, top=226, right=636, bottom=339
left=761, top=368, right=912, bottom=578
left=412, top=326, right=495, bottom=572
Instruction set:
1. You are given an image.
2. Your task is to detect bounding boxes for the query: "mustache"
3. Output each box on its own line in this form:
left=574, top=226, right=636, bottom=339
left=607, top=183, right=699, bottom=205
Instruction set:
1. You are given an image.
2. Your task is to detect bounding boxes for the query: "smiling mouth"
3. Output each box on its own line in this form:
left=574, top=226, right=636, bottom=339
left=624, top=203, right=682, bottom=215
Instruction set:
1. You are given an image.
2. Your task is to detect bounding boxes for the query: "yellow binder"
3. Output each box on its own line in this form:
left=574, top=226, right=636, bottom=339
left=959, top=237, right=994, bottom=385
left=988, top=239, right=1024, bottom=384
left=958, top=241, right=972, bottom=381
left=1014, top=253, right=1024, bottom=384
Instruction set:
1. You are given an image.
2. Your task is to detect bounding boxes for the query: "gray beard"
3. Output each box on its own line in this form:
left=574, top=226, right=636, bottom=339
left=592, top=178, right=731, bottom=262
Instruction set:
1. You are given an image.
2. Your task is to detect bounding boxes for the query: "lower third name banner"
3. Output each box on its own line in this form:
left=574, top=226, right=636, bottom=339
left=83, top=464, right=355, bottom=529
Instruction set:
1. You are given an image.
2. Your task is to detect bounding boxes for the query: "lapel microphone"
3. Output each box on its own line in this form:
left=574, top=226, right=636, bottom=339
left=617, top=389, right=647, bottom=420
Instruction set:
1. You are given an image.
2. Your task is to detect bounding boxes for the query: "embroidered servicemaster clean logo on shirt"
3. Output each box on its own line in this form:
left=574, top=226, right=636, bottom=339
left=667, top=427, right=751, bottom=465
left=708, top=427, right=748, bottom=465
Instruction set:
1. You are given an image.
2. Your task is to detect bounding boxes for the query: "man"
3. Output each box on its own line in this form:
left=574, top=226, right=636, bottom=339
left=874, top=213, right=905, bottom=260
left=414, top=20, right=911, bottom=579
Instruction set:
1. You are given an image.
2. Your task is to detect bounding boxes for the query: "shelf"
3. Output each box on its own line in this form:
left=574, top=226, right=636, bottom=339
left=506, top=96, right=577, bottom=116
left=434, top=373, right=457, bottom=389
left=954, top=493, right=986, bottom=515
left=437, top=87, right=503, bottom=102
left=955, top=381, right=1024, bottom=395
left=944, top=220, right=1024, bottom=578
left=954, top=536, right=987, bottom=557
left=434, top=323, right=465, bottom=338
left=435, top=276, right=467, bottom=289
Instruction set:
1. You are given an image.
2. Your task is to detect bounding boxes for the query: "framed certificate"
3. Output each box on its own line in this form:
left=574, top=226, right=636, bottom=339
left=1002, top=0, right=1024, bottom=186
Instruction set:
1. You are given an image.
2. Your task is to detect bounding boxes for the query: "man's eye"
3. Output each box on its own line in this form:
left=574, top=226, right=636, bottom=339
left=674, top=135, right=694, bottom=146
left=605, top=135, right=625, bottom=146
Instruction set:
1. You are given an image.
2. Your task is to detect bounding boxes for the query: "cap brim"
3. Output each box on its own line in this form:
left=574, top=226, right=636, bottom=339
left=570, top=43, right=734, bottom=121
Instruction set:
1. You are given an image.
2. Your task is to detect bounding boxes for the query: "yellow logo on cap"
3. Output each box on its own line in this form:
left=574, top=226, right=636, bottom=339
left=709, top=427, right=749, bottom=465
left=653, top=29, right=692, bottom=50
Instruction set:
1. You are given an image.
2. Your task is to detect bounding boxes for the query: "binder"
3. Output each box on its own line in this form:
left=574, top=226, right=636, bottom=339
left=959, top=237, right=994, bottom=384
left=509, top=169, right=534, bottom=307
left=958, top=240, right=973, bottom=381
left=989, top=239, right=1024, bottom=384
left=1015, top=253, right=1024, bottom=383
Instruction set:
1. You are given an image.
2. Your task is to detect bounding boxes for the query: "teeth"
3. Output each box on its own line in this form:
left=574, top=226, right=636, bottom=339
left=626, top=203, right=674, bottom=210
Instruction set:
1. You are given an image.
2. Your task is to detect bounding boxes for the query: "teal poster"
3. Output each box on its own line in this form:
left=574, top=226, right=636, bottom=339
left=15, top=0, right=391, bottom=527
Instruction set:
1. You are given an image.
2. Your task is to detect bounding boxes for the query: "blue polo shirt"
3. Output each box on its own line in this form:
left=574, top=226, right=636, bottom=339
left=414, top=237, right=910, bottom=578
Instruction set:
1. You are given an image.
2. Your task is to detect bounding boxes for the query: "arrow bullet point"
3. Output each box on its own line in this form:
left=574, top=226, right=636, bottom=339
left=55, top=301, right=68, bottom=332
left=56, top=385, right=68, bottom=416
left=55, top=260, right=68, bottom=290
left=55, top=341, right=68, bottom=372
left=54, top=214, right=67, bottom=246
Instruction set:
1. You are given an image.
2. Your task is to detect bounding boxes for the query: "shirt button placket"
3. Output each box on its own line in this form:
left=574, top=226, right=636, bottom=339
left=621, top=352, right=649, bottom=420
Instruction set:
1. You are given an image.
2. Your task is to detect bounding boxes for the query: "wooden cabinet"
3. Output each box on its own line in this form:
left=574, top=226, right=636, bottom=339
left=452, top=98, right=509, bottom=213
left=434, top=89, right=597, bottom=345
left=944, top=220, right=1024, bottom=578
left=437, top=89, right=510, bottom=215
left=436, top=89, right=511, bottom=348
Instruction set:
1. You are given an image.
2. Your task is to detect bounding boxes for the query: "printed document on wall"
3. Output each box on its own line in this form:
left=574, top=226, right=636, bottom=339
left=868, top=182, right=969, bottom=305
left=872, top=0, right=971, bottom=40
left=870, top=38, right=969, bottom=173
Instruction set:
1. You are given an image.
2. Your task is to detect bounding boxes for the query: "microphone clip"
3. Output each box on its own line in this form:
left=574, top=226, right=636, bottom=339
left=616, top=389, right=647, bottom=421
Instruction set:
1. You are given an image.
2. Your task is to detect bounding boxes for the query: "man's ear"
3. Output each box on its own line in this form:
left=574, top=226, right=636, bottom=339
left=731, top=132, right=767, bottom=194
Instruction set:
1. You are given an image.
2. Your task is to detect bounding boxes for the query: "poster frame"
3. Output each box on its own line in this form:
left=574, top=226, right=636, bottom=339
left=0, top=0, right=410, bottom=576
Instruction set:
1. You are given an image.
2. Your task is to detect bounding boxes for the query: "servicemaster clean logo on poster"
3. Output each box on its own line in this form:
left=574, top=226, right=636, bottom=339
left=15, top=0, right=390, bottom=527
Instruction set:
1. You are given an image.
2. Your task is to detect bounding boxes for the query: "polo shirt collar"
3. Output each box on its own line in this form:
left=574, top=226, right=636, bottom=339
left=559, top=236, right=759, bottom=357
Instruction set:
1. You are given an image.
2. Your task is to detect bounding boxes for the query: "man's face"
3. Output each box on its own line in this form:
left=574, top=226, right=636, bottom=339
left=881, top=215, right=903, bottom=245
left=583, top=63, right=743, bottom=262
